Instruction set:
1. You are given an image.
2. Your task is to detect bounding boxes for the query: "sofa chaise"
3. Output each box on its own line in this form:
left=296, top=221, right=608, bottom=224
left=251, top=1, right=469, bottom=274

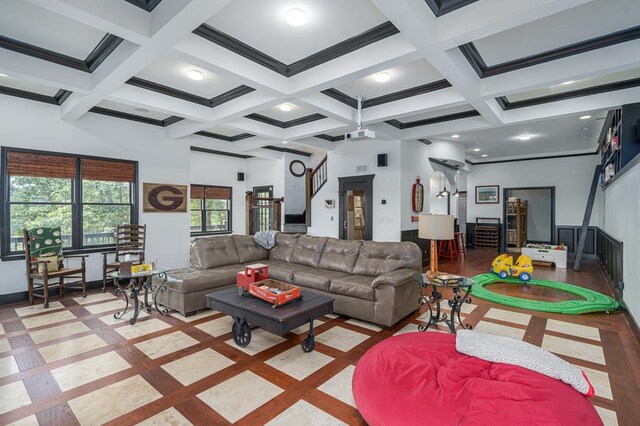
left=156, top=234, right=421, bottom=327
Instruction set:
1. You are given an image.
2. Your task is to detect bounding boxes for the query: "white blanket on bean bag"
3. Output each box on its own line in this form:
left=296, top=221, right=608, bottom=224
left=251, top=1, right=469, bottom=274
left=456, top=329, right=594, bottom=396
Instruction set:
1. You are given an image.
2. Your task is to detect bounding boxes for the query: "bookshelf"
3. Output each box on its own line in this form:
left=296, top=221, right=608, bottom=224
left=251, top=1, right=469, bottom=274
left=506, top=199, right=527, bottom=248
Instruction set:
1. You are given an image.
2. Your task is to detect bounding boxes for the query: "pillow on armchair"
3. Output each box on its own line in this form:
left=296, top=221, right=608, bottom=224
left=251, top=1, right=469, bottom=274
left=27, top=227, right=63, bottom=273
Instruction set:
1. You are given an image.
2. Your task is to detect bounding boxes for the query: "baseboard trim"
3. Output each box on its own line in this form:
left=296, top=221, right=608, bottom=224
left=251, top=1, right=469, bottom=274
left=0, top=280, right=105, bottom=305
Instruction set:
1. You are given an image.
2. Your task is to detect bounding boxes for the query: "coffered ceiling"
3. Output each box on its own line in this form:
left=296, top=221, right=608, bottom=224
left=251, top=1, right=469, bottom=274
left=0, top=0, right=638, bottom=162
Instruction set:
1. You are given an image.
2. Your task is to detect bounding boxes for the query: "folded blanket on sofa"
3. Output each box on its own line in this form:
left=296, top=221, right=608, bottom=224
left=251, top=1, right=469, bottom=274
left=456, top=329, right=594, bottom=396
left=253, top=230, right=279, bottom=249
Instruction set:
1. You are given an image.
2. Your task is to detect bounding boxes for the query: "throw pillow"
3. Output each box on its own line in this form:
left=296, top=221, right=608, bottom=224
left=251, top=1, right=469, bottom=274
left=27, top=227, right=64, bottom=261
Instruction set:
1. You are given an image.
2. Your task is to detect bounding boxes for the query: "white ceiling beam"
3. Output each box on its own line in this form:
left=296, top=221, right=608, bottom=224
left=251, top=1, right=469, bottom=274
left=0, top=49, right=92, bottom=93
left=287, top=37, right=421, bottom=95
left=222, top=120, right=286, bottom=140
left=284, top=119, right=350, bottom=141
left=60, top=0, right=234, bottom=122
left=402, top=115, right=491, bottom=140
left=287, top=138, right=336, bottom=152
left=481, top=41, right=640, bottom=98
left=469, top=147, right=597, bottom=164
left=435, top=0, right=595, bottom=49
left=230, top=138, right=281, bottom=153
left=368, top=122, right=403, bottom=141
left=502, top=86, right=640, bottom=124
left=362, top=87, right=467, bottom=123
left=245, top=149, right=284, bottom=160
left=294, top=93, right=354, bottom=124
left=24, top=0, right=150, bottom=44
left=172, top=38, right=290, bottom=96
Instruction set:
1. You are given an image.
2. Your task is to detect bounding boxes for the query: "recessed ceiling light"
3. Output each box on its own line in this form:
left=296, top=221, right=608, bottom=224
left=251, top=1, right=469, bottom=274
left=134, top=108, right=149, bottom=113
left=518, top=135, right=532, bottom=141
left=279, top=103, right=292, bottom=112
left=285, top=8, right=307, bottom=27
left=581, top=127, right=589, bottom=131
left=579, top=115, right=592, bottom=120
left=282, top=140, right=288, bottom=144
left=451, top=134, right=460, bottom=139
left=473, top=148, right=481, bottom=152
left=374, top=72, right=390, bottom=83
left=186, top=69, right=204, bottom=81
left=481, top=154, right=488, bottom=157
left=0, top=73, right=7, bottom=77
left=561, top=80, right=575, bottom=85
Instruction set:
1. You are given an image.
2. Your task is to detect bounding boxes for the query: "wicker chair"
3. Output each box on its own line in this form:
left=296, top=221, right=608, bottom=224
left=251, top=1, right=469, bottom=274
left=102, top=224, right=146, bottom=292
left=23, top=229, right=86, bottom=308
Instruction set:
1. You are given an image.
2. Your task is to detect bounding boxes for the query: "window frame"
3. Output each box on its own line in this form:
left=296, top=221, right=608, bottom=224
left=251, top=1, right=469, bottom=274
left=190, top=184, right=233, bottom=236
left=1, top=147, right=139, bottom=260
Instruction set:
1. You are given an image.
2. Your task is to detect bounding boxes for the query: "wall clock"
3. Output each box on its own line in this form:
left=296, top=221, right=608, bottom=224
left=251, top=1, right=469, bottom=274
left=289, top=160, right=306, bottom=177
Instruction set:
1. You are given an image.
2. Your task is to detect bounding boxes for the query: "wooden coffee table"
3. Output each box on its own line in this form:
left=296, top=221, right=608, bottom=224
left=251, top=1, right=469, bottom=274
left=206, top=287, right=334, bottom=352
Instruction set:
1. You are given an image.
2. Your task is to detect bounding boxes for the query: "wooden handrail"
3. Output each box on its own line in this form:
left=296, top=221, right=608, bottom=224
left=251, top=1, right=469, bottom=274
left=311, top=155, right=327, bottom=175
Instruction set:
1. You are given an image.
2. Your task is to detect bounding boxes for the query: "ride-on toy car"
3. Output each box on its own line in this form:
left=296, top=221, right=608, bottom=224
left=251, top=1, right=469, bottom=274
left=491, top=254, right=533, bottom=282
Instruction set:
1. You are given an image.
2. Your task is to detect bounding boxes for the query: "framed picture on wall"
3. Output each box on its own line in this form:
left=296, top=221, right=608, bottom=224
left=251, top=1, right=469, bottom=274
left=475, top=185, right=499, bottom=204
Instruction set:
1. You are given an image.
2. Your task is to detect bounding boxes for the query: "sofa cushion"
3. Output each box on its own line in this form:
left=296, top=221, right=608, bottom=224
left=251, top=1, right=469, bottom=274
left=318, top=239, right=362, bottom=273
left=165, top=266, right=241, bottom=294
left=259, top=260, right=316, bottom=283
left=269, top=233, right=300, bottom=262
left=330, top=275, right=376, bottom=301
left=290, top=235, right=328, bottom=268
left=352, top=241, right=421, bottom=276
left=191, top=236, right=240, bottom=270
left=232, top=235, right=269, bottom=263
left=294, top=269, right=351, bottom=292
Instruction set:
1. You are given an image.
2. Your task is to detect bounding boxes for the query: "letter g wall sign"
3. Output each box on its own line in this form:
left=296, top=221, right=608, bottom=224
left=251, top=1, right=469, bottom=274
left=143, top=183, right=188, bottom=213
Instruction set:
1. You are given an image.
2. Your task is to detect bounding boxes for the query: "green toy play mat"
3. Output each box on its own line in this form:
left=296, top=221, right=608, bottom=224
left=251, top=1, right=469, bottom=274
left=471, top=273, right=619, bottom=314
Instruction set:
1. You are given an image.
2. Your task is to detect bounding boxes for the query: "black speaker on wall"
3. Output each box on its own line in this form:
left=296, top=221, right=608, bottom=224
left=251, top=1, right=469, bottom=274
left=237, top=172, right=245, bottom=182
left=377, top=153, right=388, bottom=167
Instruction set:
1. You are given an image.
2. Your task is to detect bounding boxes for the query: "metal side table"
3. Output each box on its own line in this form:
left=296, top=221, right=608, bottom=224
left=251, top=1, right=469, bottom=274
left=418, top=273, right=474, bottom=333
left=108, top=267, right=169, bottom=324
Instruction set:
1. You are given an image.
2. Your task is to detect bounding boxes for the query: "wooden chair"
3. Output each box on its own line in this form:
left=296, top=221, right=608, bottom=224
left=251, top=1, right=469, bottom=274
left=102, top=224, right=146, bottom=292
left=23, top=229, right=86, bottom=308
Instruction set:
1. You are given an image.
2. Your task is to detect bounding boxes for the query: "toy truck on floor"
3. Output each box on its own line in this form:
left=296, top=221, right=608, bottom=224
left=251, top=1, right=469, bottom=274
left=491, top=254, right=533, bottom=282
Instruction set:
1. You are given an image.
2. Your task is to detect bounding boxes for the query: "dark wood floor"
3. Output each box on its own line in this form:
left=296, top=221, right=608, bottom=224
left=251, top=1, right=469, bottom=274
left=0, top=249, right=637, bottom=425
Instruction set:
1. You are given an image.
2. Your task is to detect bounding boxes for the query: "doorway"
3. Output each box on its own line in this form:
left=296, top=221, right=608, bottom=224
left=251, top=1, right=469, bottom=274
left=503, top=186, right=555, bottom=249
left=338, top=175, right=374, bottom=240
left=253, top=185, right=273, bottom=232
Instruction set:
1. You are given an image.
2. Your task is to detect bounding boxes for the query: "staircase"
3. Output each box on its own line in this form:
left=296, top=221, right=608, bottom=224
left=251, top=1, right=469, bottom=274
left=305, top=156, right=328, bottom=225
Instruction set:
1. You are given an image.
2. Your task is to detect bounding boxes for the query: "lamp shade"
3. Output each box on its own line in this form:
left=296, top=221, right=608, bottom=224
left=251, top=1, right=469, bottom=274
left=418, top=214, right=454, bottom=240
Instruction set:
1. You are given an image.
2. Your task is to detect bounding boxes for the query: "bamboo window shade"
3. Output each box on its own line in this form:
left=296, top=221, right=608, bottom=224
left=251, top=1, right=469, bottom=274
left=191, top=185, right=231, bottom=200
left=7, top=151, right=76, bottom=179
left=81, top=159, right=135, bottom=182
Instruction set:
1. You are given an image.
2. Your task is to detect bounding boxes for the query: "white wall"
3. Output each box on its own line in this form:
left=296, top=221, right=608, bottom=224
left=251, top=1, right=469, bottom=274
left=189, top=150, right=247, bottom=235
left=308, top=139, right=402, bottom=241
left=400, top=140, right=434, bottom=231
left=599, top=163, right=640, bottom=325
left=283, top=153, right=309, bottom=215
left=0, top=96, right=191, bottom=295
left=467, top=155, right=602, bottom=227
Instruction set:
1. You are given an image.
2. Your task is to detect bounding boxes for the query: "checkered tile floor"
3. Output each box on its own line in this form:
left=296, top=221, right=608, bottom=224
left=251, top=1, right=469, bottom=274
left=0, top=258, right=636, bottom=425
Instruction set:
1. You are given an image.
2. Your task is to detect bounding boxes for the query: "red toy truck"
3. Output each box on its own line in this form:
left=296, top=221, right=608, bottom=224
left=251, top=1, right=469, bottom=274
left=237, top=263, right=301, bottom=307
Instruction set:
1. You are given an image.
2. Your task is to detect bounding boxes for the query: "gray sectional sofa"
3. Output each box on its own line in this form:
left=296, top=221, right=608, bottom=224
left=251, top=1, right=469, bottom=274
left=156, top=234, right=421, bottom=327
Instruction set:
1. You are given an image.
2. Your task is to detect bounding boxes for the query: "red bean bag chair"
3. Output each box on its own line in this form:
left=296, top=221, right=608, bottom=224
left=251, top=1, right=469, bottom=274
left=352, top=332, right=602, bottom=426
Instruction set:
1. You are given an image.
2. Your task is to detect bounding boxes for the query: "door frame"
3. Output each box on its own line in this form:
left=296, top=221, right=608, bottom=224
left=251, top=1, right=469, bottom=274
left=338, top=175, right=374, bottom=240
left=253, top=185, right=273, bottom=232
left=503, top=186, right=555, bottom=244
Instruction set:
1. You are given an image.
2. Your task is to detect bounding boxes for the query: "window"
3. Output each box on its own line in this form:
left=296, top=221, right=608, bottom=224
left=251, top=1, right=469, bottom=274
left=190, top=185, right=232, bottom=235
left=253, top=186, right=273, bottom=233
left=2, top=148, right=137, bottom=257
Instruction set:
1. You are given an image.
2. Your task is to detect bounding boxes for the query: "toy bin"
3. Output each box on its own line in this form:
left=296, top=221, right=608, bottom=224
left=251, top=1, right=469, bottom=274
left=249, top=279, right=301, bottom=308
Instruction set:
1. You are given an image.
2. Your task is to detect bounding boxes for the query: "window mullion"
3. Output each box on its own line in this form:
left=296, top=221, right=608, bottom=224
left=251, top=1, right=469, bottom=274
left=74, top=159, right=82, bottom=249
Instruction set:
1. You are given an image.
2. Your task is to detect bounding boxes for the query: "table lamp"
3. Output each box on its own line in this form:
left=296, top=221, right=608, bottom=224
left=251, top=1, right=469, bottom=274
left=418, top=214, right=454, bottom=278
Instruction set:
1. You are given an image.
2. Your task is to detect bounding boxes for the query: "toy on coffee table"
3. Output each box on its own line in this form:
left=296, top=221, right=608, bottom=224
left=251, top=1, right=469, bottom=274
left=236, top=263, right=301, bottom=307
left=491, top=254, right=533, bottom=282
